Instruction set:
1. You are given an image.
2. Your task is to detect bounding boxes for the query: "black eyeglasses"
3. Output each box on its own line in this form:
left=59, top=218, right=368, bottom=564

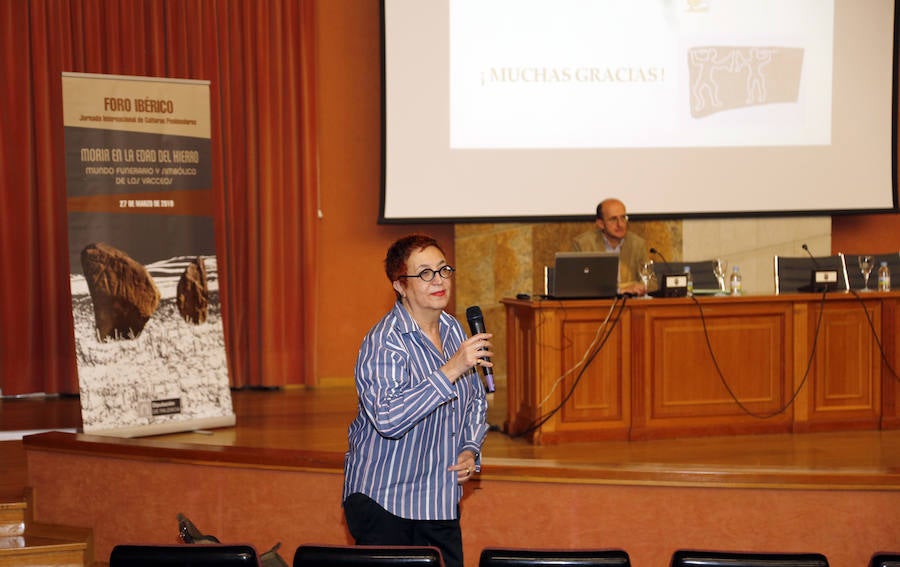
left=398, top=265, right=455, bottom=282
left=605, top=214, right=628, bottom=224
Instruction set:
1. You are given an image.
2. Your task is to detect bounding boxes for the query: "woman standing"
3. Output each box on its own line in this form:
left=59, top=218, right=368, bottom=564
left=343, top=234, right=491, bottom=567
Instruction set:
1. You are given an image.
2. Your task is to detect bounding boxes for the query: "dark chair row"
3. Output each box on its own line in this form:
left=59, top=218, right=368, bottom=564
left=838, top=252, right=900, bottom=292
left=108, top=543, right=900, bottom=567
left=774, top=252, right=900, bottom=294
left=652, top=259, right=722, bottom=292
left=651, top=251, right=900, bottom=295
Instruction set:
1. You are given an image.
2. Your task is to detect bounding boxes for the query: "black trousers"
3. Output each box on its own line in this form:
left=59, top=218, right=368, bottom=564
left=343, top=492, right=464, bottom=567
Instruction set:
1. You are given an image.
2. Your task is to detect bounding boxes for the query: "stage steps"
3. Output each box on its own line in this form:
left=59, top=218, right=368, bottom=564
left=0, top=489, right=95, bottom=567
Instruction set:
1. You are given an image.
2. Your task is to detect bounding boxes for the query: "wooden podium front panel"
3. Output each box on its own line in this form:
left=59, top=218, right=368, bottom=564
left=556, top=314, right=629, bottom=432
left=798, top=298, right=883, bottom=431
left=503, top=294, right=899, bottom=444
left=504, top=301, right=539, bottom=439
left=630, top=300, right=793, bottom=439
left=503, top=300, right=630, bottom=443
left=882, top=295, right=900, bottom=428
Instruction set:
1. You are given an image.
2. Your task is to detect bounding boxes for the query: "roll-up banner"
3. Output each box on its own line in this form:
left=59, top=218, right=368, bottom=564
left=62, top=72, right=234, bottom=437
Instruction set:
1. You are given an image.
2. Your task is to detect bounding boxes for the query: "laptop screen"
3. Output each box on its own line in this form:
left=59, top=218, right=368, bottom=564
left=547, top=251, right=619, bottom=299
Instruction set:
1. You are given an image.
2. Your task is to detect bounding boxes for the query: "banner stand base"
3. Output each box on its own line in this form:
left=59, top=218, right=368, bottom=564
left=84, top=414, right=236, bottom=438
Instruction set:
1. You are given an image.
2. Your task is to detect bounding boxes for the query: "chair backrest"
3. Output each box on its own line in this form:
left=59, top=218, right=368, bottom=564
left=870, top=553, right=900, bottom=567
left=773, top=254, right=849, bottom=294
left=842, top=252, right=900, bottom=290
left=109, top=544, right=261, bottom=566
left=652, top=260, right=719, bottom=291
left=293, top=544, right=444, bottom=567
left=479, top=548, right=630, bottom=567
left=671, top=549, right=828, bottom=567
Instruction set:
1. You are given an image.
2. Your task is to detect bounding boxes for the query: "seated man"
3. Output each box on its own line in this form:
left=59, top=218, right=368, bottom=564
left=573, top=198, right=647, bottom=295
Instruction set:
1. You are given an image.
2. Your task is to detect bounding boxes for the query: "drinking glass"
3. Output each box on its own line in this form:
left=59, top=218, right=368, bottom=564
left=858, top=255, right=874, bottom=291
left=638, top=260, right=654, bottom=298
left=713, top=258, right=728, bottom=293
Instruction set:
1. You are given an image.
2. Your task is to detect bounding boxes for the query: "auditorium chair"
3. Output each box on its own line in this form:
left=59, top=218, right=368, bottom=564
left=843, top=252, right=900, bottom=291
left=773, top=254, right=849, bottom=294
left=478, top=548, right=630, bottom=566
left=292, top=544, right=444, bottom=566
left=870, top=553, right=900, bottom=567
left=670, top=549, right=829, bottom=567
left=109, top=543, right=262, bottom=566
left=651, top=259, right=720, bottom=292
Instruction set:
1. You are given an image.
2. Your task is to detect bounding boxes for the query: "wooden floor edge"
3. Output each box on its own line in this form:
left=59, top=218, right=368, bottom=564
left=22, top=431, right=900, bottom=491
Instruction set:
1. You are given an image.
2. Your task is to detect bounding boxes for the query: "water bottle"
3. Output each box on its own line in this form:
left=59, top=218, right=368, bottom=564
left=878, top=261, right=891, bottom=292
left=730, top=266, right=742, bottom=296
left=683, top=266, right=693, bottom=297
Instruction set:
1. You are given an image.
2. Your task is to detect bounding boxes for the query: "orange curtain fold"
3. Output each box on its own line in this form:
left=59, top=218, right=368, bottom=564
left=0, top=0, right=318, bottom=395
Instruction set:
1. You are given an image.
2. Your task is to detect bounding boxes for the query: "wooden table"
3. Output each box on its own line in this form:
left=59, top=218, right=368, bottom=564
left=502, top=292, right=900, bottom=443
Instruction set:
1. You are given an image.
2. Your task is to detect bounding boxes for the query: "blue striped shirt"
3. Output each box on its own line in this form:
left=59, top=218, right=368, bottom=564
left=343, top=301, right=489, bottom=520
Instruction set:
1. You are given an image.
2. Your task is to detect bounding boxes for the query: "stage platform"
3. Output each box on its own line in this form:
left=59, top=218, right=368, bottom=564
left=6, top=385, right=900, bottom=566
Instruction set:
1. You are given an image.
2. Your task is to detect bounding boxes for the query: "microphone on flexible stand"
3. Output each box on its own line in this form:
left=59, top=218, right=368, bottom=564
left=801, top=243, right=820, bottom=267
left=800, top=243, right=837, bottom=292
left=649, top=247, right=670, bottom=281
left=465, top=306, right=496, bottom=394
left=648, top=247, right=687, bottom=297
left=649, top=247, right=669, bottom=264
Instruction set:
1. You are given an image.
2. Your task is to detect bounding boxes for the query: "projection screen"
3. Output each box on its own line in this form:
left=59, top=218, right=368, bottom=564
left=380, top=0, right=898, bottom=222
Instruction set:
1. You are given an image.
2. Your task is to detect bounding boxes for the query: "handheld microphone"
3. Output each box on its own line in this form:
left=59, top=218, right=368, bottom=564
left=465, top=306, right=496, bottom=393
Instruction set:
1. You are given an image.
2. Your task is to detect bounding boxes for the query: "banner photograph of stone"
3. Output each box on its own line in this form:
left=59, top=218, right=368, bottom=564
left=62, top=72, right=233, bottom=436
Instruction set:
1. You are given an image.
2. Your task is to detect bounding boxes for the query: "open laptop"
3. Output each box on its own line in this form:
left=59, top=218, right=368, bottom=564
left=545, top=251, right=619, bottom=299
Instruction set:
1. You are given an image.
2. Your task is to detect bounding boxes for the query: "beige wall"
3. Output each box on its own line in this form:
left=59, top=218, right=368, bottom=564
left=683, top=217, right=831, bottom=294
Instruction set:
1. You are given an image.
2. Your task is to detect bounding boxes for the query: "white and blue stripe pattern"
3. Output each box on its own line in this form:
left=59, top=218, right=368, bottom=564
left=343, top=301, right=488, bottom=520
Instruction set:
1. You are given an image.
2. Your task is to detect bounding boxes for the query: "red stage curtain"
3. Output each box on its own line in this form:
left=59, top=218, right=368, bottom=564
left=0, top=0, right=318, bottom=395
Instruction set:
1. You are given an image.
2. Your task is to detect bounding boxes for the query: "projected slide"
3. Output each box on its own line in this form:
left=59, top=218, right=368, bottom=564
left=450, top=0, right=832, bottom=149
left=382, top=0, right=896, bottom=221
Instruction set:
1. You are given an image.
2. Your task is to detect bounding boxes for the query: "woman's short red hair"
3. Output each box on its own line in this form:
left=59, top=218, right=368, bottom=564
left=385, top=234, right=445, bottom=300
